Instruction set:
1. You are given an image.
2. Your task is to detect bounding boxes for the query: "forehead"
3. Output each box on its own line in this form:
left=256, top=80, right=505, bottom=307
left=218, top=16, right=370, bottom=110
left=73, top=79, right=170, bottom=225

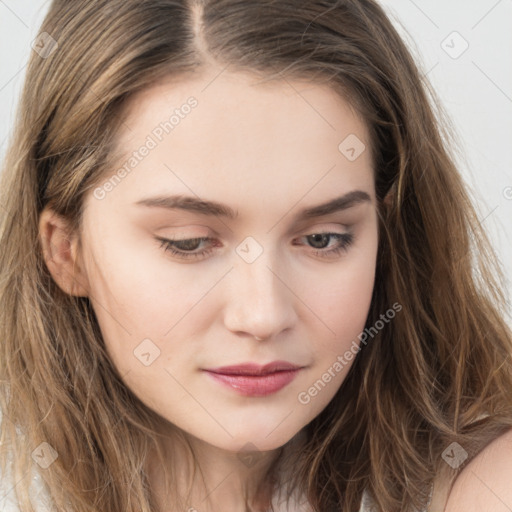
left=97, top=70, right=374, bottom=219
left=114, top=68, right=370, bottom=160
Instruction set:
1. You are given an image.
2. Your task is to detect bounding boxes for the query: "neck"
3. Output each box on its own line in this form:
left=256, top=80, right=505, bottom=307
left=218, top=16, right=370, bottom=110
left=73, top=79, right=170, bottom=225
left=145, top=427, right=307, bottom=512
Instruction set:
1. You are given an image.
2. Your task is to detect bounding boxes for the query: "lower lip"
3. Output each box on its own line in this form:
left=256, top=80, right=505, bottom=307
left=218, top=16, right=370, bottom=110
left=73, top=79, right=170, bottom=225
left=203, top=369, right=301, bottom=396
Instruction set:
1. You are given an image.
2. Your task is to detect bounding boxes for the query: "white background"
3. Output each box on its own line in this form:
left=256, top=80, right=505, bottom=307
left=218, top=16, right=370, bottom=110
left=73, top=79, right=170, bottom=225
left=1, top=0, right=511, bottom=319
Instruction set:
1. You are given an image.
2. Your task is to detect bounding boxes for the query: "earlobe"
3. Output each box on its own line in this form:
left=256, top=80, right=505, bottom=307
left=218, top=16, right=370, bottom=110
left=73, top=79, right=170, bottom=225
left=382, top=182, right=396, bottom=210
left=38, top=208, right=89, bottom=297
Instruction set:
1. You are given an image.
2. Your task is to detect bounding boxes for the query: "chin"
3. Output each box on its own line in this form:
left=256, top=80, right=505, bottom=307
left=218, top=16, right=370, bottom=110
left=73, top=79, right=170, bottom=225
left=215, top=429, right=299, bottom=454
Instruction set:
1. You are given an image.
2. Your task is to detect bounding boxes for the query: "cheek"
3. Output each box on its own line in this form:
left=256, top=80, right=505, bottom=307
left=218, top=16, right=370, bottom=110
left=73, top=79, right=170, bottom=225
left=82, top=231, right=203, bottom=335
left=307, top=246, right=377, bottom=357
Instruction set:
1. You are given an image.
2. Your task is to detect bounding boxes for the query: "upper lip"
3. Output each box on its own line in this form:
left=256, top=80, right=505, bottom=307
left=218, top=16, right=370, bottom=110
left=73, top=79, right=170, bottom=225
left=203, top=360, right=302, bottom=376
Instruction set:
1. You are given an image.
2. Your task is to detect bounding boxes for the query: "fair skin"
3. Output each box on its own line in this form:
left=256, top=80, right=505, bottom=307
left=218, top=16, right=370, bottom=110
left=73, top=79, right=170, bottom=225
left=38, top=68, right=512, bottom=511
left=39, top=69, right=379, bottom=511
left=431, top=427, right=512, bottom=512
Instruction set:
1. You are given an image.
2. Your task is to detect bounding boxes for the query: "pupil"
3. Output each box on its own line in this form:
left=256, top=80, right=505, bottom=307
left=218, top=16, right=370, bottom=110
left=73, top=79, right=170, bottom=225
left=179, top=239, right=201, bottom=250
left=309, top=234, right=329, bottom=249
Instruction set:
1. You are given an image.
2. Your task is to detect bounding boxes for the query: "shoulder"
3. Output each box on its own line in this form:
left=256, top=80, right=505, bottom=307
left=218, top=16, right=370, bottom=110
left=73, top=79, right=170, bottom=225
left=443, top=427, right=512, bottom=512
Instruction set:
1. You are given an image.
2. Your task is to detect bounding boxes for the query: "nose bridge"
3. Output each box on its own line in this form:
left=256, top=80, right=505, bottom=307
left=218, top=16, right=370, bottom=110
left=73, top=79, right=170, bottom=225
left=224, top=243, right=296, bottom=338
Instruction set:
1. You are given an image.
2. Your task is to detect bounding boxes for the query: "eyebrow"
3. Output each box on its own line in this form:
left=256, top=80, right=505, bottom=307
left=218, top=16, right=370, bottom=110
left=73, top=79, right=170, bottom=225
left=134, top=190, right=371, bottom=220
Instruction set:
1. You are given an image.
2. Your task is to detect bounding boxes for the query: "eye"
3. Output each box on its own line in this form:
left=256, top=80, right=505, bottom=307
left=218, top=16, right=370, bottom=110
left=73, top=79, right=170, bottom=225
left=156, top=236, right=216, bottom=260
left=155, top=231, right=354, bottom=261
left=294, top=232, right=354, bottom=258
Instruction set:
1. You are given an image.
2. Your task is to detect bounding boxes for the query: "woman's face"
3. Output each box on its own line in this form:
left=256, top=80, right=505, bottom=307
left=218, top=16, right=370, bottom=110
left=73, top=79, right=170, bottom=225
left=77, top=70, right=379, bottom=453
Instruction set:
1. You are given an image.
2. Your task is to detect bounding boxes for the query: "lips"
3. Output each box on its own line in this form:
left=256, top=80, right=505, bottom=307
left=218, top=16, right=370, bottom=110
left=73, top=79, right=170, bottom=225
left=202, top=361, right=304, bottom=396
left=204, top=360, right=302, bottom=376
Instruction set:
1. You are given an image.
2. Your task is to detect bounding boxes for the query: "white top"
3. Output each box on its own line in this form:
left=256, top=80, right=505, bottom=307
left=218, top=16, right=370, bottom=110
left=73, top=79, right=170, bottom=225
left=1, top=467, right=427, bottom=512
left=0, top=408, right=431, bottom=511
left=359, top=490, right=376, bottom=512
left=0, top=419, right=426, bottom=512
left=0, top=451, right=53, bottom=511
left=359, top=489, right=429, bottom=512
left=1, top=472, right=426, bottom=512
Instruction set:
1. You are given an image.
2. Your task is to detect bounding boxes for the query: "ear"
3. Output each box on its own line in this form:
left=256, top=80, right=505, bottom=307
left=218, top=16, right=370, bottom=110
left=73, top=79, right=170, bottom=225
left=38, top=208, right=90, bottom=297
left=382, top=182, right=395, bottom=210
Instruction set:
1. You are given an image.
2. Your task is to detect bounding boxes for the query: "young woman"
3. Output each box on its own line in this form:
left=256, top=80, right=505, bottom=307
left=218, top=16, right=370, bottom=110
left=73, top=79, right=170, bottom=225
left=1, top=1, right=512, bottom=511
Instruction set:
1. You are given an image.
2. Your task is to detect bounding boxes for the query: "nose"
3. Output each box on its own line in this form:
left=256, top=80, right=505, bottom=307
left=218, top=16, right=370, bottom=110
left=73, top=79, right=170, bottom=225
left=222, top=251, right=298, bottom=341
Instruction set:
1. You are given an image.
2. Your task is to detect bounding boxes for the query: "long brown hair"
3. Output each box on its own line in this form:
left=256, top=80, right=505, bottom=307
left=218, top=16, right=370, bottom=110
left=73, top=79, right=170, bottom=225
left=1, top=1, right=512, bottom=511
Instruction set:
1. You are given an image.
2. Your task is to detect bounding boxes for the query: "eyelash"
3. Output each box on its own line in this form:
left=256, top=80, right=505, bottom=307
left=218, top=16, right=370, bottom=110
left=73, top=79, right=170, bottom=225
left=156, top=232, right=354, bottom=261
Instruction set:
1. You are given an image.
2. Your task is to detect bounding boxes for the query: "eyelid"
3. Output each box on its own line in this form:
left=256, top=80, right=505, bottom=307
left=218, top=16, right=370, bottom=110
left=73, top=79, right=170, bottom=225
left=293, top=222, right=352, bottom=237
left=155, top=228, right=355, bottom=262
left=157, top=222, right=353, bottom=242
